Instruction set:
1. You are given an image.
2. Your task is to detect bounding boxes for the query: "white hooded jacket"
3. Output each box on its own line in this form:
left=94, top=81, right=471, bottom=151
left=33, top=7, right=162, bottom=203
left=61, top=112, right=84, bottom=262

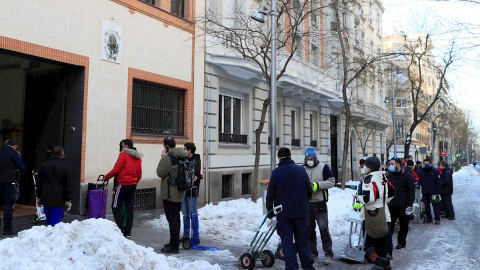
left=357, top=171, right=394, bottom=222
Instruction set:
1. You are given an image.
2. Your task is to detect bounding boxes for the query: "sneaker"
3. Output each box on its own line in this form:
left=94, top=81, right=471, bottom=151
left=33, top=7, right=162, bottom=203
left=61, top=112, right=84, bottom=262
left=396, top=244, right=405, bottom=249
left=161, top=246, right=179, bottom=254
left=434, top=220, right=440, bottom=225
left=448, top=217, right=455, bottom=220
left=179, top=236, right=190, bottom=242
left=2, top=230, right=18, bottom=236
left=324, top=257, right=333, bottom=265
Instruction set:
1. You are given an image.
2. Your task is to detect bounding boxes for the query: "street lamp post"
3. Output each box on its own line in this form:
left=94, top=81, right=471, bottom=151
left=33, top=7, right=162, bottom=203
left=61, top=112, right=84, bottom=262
left=430, top=112, right=447, bottom=164
left=391, top=66, right=397, bottom=158
left=251, top=2, right=277, bottom=172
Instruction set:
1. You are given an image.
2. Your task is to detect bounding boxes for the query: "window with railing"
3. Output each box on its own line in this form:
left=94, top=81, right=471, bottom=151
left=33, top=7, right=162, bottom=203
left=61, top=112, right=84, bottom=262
left=219, top=94, right=246, bottom=144
left=310, top=113, right=317, bottom=147
left=132, top=79, right=185, bottom=136
left=291, top=109, right=300, bottom=147
left=396, top=98, right=408, bottom=108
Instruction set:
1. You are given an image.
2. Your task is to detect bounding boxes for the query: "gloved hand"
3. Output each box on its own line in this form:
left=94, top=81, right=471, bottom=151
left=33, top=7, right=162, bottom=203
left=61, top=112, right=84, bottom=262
left=65, top=201, right=72, bottom=212
left=312, top=182, right=319, bottom=192
left=267, top=211, right=276, bottom=219
left=353, top=202, right=363, bottom=211
left=431, top=195, right=441, bottom=204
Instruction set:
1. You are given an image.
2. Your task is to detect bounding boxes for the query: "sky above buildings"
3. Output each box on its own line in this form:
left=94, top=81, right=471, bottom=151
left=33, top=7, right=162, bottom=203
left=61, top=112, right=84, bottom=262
left=382, top=0, right=480, bottom=128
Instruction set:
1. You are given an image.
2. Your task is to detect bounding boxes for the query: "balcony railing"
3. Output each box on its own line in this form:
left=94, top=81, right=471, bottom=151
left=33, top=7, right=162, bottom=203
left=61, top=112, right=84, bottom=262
left=310, top=140, right=317, bottom=148
left=219, top=133, right=248, bottom=144
left=268, top=137, right=280, bottom=146
left=292, top=139, right=301, bottom=147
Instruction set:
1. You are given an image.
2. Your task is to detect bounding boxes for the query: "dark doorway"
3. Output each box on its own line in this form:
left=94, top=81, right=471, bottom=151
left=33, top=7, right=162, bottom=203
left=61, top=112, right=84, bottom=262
left=330, top=115, right=338, bottom=183
left=0, top=49, right=84, bottom=211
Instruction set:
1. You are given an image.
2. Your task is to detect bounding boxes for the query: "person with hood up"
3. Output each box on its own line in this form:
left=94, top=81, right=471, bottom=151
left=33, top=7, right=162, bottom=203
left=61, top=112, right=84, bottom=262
left=354, top=157, right=395, bottom=270
left=439, top=161, right=455, bottom=220
left=105, top=139, right=143, bottom=238
left=418, top=158, right=442, bottom=224
left=157, top=137, right=188, bottom=254
left=179, top=142, right=203, bottom=243
left=386, top=157, right=415, bottom=252
left=303, top=146, right=335, bottom=265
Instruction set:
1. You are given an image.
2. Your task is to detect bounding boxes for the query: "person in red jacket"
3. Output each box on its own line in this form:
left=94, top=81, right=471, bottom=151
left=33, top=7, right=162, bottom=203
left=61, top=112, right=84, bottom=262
left=105, top=139, right=143, bottom=238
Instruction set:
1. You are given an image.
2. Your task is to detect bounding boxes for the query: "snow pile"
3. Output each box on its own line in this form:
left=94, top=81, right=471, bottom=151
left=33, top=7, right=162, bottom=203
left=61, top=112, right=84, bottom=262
left=149, top=186, right=358, bottom=249
left=0, top=219, right=221, bottom=270
left=453, top=165, right=480, bottom=183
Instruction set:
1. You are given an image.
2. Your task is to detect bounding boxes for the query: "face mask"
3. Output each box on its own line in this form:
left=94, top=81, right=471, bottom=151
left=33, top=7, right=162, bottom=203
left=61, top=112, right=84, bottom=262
left=434, top=165, right=438, bottom=169
left=424, top=164, right=431, bottom=169
left=388, top=165, right=396, bottom=172
left=307, top=161, right=315, bottom=167
left=361, top=167, right=368, bottom=175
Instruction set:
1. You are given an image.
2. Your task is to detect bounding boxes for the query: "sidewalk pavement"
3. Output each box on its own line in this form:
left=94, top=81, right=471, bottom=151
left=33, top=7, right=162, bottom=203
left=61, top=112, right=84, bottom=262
left=1, top=207, right=372, bottom=270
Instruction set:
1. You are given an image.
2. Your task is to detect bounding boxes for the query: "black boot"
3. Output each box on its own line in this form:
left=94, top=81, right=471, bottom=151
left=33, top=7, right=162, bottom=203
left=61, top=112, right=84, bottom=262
left=370, top=256, right=391, bottom=270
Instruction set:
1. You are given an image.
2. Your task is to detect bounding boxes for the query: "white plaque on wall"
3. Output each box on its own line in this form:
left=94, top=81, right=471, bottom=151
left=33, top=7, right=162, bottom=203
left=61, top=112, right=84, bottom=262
left=101, top=20, right=122, bottom=64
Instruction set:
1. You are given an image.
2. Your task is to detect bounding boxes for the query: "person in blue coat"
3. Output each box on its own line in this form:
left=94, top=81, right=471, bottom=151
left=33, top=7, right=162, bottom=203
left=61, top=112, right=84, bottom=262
left=266, top=147, right=314, bottom=270
left=418, top=158, right=442, bottom=224
left=0, top=139, right=26, bottom=235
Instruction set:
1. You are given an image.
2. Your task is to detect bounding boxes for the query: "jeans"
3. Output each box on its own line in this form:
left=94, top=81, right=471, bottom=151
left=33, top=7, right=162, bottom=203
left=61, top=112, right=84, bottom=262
left=389, top=206, right=410, bottom=246
left=423, top=194, right=440, bottom=221
left=44, top=205, right=65, bottom=227
left=0, top=183, right=16, bottom=233
left=306, top=201, right=333, bottom=258
left=112, top=185, right=136, bottom=235
left=277, top=216, right=315, bottom=270
left=181, top=195, right=199, bottom=239
left=441, top=194, right=455, bottom=218
left=164, top=199, right=182, bottom=248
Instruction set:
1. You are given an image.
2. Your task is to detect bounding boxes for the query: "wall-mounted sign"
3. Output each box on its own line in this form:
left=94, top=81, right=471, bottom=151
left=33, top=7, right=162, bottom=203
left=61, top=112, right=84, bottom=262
left=101, top=20, right=122, bottom=64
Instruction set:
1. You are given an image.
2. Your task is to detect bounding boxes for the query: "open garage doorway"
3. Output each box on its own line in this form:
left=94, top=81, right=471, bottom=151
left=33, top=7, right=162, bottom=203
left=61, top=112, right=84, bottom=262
left=0, top=49, right=84, bottom=211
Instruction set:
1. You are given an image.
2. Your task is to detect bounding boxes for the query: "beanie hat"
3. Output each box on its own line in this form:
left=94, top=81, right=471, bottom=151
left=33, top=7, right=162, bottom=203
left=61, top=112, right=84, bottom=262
left=277, top=147, right=291, bottom=160
left=365, top=157, right=381, bottom=171
left=407, top=160, right=414, bottom=166
left=305, top=146, right=317, bottom=158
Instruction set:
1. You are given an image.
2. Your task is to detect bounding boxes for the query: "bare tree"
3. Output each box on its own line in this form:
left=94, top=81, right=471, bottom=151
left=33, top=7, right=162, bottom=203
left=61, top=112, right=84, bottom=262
left=203, top=0, right=330, bottom=201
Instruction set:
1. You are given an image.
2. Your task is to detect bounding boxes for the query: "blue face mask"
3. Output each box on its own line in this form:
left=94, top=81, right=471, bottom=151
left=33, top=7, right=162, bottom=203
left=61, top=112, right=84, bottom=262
left=424, top=164, right=431, bottom=169
left=388, top=165, right=396, bottom=172
left=434, top=165, right=438, bottom=169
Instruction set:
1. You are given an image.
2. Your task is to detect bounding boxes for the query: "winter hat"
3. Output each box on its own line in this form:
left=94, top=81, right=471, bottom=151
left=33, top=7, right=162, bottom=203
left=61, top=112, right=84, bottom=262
left=277, top=147, right=291, bottom=160
left=305, top=146, right=317, bottom=158
left=407, top=160, right=415, bottom=166
left=365, top=157, right=381, bottom=171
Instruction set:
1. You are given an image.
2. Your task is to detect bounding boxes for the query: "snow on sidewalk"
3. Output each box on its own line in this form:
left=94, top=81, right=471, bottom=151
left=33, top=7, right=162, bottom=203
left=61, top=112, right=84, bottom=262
left=0, top=218, right=221, bottom=270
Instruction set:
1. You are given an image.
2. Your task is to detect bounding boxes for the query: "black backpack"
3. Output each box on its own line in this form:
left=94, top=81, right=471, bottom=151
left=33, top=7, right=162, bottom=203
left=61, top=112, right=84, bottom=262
left=167, top=153, right=196, bottom=191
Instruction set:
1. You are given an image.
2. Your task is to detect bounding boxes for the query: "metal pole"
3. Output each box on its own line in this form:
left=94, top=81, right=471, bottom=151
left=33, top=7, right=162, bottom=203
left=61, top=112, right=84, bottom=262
left=391, top=66, right=397, bottom=157
left=431, top=116, right=435, bottom=164
left=270, top=0, right=277, bottom=172
left=442, top=122, right=445, bottom=161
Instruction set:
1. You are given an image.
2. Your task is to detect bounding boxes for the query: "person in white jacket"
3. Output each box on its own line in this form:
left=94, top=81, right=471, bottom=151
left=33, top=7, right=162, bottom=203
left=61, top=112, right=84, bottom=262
left=303, top=147, right=335, bottom=265
left=354, top=157, right=395, bottom=270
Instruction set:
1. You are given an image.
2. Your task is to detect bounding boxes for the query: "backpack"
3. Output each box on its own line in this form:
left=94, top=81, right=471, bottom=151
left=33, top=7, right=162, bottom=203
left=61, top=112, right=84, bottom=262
left=167, top=153, right=196, bottom=191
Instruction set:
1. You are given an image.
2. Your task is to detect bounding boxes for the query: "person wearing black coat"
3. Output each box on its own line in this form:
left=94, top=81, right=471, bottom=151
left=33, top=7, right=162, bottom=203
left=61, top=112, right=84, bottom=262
left=0, top=139, right=26, bottom=235
left=266, top=147, right=314, bottom=270
left=37, top=146, right=73, bottom=227
left=180, top=143, right=203, bottom=243
left=440, top=161, right=455, bottom=220
left=418, top=158, right=441, bottom=224
left=386, top=158, right=415, bottom=251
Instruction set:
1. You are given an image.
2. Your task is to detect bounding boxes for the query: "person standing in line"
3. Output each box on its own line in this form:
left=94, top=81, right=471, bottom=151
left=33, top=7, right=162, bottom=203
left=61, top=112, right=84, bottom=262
left=105, top=139, right=143, bottom=238
left=354, top=157, right=394, bottom=270
left=386, top=157, right=415, bottom=253
left=0, top=139, right=26, bottom=235
left=157, top=137, right=188, bottom=254
left=418, top=158, right=442, bottom=225
left=303, top=147, right=335, bottom=265
left=37, top=146, right=72, bottom=227
left=179, top=142, right=203, bottom=243
left=266, top=147, right=315, bottom=270
left=440, top=161, right=455, bottom=220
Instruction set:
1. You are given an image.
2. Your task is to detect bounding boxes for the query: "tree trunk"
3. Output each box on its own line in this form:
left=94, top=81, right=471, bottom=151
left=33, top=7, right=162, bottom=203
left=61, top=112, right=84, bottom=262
left=251, top=96, right=271, bottom=202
